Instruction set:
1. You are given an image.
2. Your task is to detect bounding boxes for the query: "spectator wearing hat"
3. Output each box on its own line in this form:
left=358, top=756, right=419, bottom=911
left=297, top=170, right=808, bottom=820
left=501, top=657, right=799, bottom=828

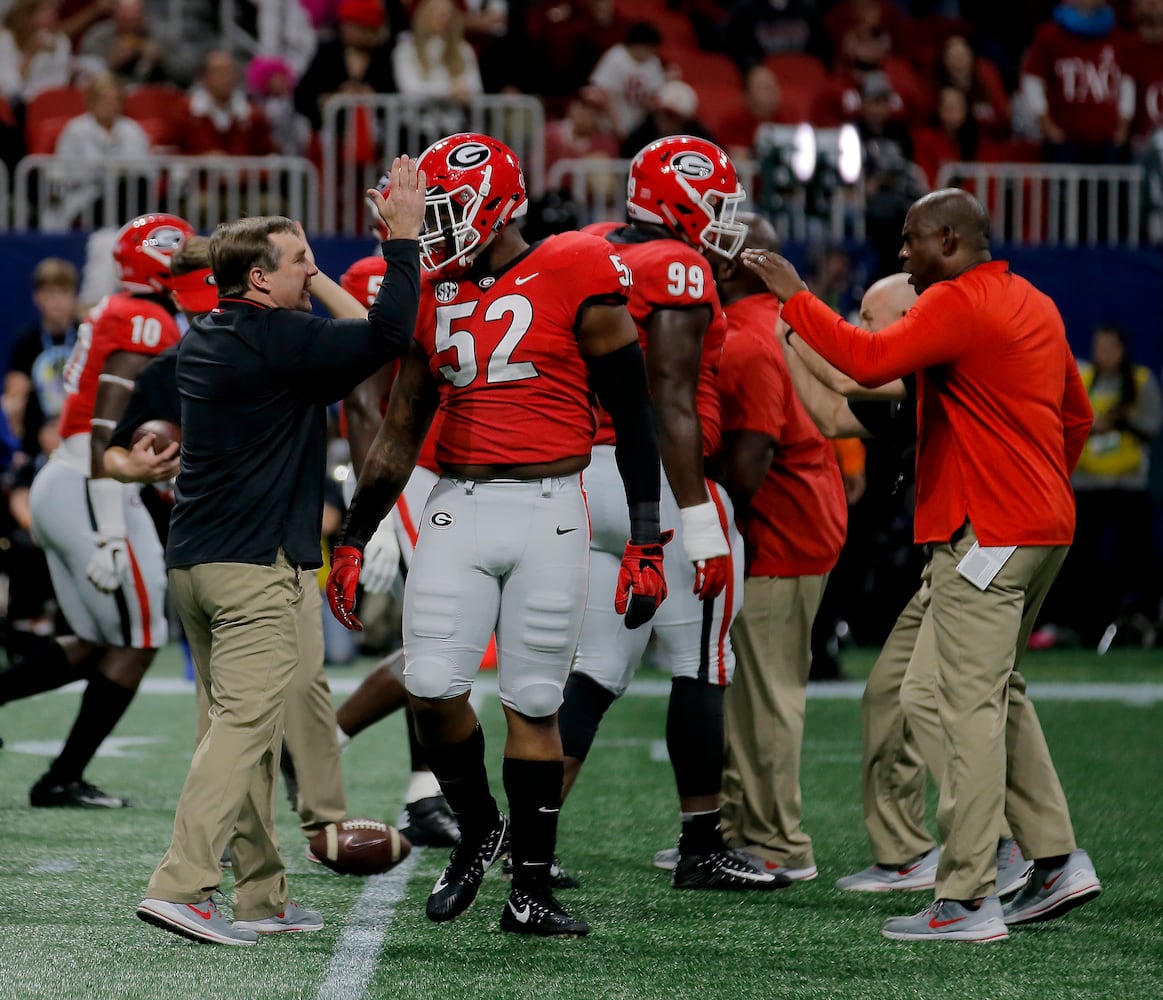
left=180, top=49, right=275, bottom=157
left=619, top=79, right=717, bottom=159
left=246, top=55, right=313, bottom=156
left=295, top=0, right=398, bottom=132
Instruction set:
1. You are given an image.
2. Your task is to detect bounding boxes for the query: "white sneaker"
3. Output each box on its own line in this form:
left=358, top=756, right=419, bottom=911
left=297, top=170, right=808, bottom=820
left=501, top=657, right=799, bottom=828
left=234, top=903, right=323, bottom=934
left=836, top=846, right=939, bottom=892
left=137, top=897, right=258, bottom=946
left=882, top=895, right=1009, bottom=943
left=1002, top=849, right=1101, bottom=925
left=738, top=850, right=817, bottom=882
left=995, top=838, right=1034, bottom=897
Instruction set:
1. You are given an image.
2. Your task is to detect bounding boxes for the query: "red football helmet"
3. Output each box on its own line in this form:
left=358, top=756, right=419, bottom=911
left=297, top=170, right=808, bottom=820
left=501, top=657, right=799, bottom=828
left=113, top=213, right=196, bottom=294
left=341, top=255, right=388, bottom=307
left=626, top=136, right=747, bottom=259
left=415, top=133, right=528, bottom=275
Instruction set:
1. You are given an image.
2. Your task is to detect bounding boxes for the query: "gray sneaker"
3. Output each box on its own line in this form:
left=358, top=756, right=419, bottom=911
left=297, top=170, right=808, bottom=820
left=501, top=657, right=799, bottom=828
left=234, top=903, right=323, bottom=934
left=995, top=838, right=1034, bottom=897
left=836, top=847, right=939, bottom=892
left=137, top=896, right=259, bottom=946
left=1002, top=849, right=1101, bottom=925
left=652, top=847, right=679, bottom=871
left=882, top=896, right=1009, bottom=942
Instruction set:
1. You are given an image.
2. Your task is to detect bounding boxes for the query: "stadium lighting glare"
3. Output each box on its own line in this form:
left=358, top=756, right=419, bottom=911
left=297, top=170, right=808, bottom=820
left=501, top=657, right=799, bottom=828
left=837, top=124, right=863, bottom=185
left=791, top=124, right=817, bottom=183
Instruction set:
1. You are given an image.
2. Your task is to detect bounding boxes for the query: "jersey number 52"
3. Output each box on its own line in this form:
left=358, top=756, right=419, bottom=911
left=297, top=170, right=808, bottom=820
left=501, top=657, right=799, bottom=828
left=435, top=295, right=539, bottom=387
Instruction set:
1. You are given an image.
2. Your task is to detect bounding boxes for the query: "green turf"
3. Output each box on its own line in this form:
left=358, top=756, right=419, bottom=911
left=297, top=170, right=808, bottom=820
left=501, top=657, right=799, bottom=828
left=0, top=646, right=1160, bottom=1000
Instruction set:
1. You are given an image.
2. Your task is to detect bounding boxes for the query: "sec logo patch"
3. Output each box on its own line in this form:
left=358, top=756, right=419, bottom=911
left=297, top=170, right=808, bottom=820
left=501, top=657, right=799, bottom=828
left=435, top=281, right=459, bottom=303
left=430, top=510, right=454, bottom=528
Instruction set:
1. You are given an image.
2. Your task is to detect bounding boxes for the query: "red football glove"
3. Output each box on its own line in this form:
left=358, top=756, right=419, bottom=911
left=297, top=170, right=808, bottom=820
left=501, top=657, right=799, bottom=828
left=615, top=529, right=674, bottom=629
left=692, top=555, right=730, bottom=601
left=327, top=545, right=365, bottom=631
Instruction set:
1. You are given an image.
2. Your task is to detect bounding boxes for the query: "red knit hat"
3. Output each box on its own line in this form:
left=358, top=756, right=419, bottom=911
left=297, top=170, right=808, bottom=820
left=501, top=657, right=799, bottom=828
left=337, top=0, right=385, bottom=29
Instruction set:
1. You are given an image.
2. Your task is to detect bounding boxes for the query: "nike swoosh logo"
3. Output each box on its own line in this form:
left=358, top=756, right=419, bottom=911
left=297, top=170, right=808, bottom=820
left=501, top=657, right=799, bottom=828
left=433, top=874, right=449, bottom=893
left=510, top=902, right=531, bottom=923
left=188, top=904, right=214, bottom=920
left=898, top=861, right=923, bottom=875
left=928, top=915, right=966, bottom=929
left=556, top=526, right=577, bottom=535
left=537, top=806, right=560, bottom=814
left=1043, top=871, right=1066, bottom=891
left=514, top=273, right=539, bottom=285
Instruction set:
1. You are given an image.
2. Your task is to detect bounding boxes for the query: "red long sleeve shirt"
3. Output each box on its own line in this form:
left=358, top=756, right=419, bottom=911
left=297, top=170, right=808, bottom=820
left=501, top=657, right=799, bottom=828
left=782, top=261, right=1093, bottom=546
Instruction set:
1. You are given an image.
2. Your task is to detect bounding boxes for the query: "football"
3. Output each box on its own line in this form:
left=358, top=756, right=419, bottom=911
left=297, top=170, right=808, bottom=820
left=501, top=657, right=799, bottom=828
left=130, top=419, right=182, bottom=453
left=308, top=818, right=411, bottom=876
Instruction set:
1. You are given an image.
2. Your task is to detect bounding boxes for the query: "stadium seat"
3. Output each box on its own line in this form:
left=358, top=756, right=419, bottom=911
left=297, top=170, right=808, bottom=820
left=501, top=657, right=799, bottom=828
left=24, top=86, right=86, bottom=151
left=27, top=115, right=74, bottom=155
left=763, top=52, right=830, bottom=93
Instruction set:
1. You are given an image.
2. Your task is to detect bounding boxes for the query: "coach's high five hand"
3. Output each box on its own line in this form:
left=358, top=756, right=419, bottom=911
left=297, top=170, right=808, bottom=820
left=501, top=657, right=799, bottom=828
left=740, top=249, right=809, bottom=303
left=367, top=155, right=427, bottom=241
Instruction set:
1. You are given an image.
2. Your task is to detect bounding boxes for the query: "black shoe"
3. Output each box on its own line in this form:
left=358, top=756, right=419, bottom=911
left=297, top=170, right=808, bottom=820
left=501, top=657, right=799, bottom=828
left=399, top=795, right=460, bottom=847
left=672, top=848, right=790, bottom=891
left=426, top=812, right=510, bottom=923
left=500, top=888, right=589, bottom=937
left=501, top=854, right=579, bottom=889
left=29, top=775, right=129, bottom=808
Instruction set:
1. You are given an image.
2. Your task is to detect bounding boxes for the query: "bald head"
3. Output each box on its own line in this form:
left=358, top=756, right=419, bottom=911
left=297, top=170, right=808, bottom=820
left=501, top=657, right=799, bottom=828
left=736, top=212, right=780, bottom=255
left=714, top=211, right=780, bottom=304
left=910, top=188, right=990, bottom=249
left=859, top=272, right=917, bottom=332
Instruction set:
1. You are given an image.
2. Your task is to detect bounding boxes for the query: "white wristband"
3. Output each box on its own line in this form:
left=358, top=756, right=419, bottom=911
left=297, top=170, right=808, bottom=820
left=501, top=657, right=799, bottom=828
left=87, top=477, right=128, bottom=538
left=679, top=500, right=728, bottom=562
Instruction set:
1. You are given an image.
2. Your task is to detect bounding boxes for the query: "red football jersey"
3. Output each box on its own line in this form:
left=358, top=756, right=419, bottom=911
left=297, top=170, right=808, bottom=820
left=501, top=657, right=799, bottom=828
left=717, top=294, right=846, bottom=578
left=414, top=231, right=631, bottom=467
left=1119, top=35, right=1163, bottom=142
left=584, top=222, right=726, bottom=457
left=58, top=293, right=182, bottom=440
left=1022, top=23, right=1133, bottom=145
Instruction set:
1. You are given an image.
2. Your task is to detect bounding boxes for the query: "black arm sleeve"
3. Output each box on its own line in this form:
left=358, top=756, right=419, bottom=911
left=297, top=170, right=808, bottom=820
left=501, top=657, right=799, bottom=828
left=586, top=340, right=661, bottom=543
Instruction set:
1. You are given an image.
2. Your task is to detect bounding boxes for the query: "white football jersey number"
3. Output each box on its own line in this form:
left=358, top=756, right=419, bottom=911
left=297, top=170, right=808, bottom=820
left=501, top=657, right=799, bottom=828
left=435, top=294, right=539, bottom=387
left=666, top=261, right=704, bottom=298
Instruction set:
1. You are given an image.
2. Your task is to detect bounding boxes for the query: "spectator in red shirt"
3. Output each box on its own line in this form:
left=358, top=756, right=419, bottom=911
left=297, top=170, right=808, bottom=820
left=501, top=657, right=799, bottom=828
left=912, top=85, right=979, bottom=188
left=717, top=65, right=790, bottom=161
left=712, top=212, right=847, bottom=885
left=1120, top=0, right=1163, bottom=149
left=743, top=188, right=1101, bottom=942
left=180, top=49, right=275, bottom=157
left=524, top=0, right=626, bottom=115
left=934, top=34, right=1011, bottom=139
left=1020, top=0, right=1134, bottom=162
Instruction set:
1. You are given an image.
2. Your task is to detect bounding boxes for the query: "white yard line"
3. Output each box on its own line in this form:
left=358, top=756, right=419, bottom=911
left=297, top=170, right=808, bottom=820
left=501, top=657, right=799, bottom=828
left=314, top=849, right=424, bottom=1000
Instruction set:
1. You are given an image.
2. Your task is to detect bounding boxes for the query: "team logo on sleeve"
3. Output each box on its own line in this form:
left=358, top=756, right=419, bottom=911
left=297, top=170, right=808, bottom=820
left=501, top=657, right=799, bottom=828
left=430, top=511, right=455, bottom=528
left=435, top=281, right=459, bottom=303
left=670, top=152, right=715, bottom=179
left=478, top=276, right=496, bottom=289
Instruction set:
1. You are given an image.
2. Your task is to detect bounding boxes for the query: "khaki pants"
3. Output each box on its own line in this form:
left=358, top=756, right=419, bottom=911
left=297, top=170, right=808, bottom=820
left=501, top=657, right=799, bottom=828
left=721, top=573, right=827, bottom=869
left=194, top=582, right=346, bottom=838
left=913, top=525, right=1077, bottom=900
left=148, top=553, right=304, bottom=920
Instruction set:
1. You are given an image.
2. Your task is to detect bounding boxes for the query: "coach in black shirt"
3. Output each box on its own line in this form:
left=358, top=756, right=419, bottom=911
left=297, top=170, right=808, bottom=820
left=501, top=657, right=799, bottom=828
left=138, top=157, right=426, bottom=947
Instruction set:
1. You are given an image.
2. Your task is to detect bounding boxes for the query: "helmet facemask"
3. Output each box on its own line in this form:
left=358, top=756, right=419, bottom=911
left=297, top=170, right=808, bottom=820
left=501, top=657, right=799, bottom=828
left=418, top=173, right=491, bottom=274
left=675, top=174, right=747, bottom=260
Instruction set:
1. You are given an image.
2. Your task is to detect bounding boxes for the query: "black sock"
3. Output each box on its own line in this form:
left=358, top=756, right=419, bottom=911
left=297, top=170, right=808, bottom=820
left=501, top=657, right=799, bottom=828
left=0, top=641, right=81, bottom=705
left=679, top=809, right=724, bottom=856
left=558, top=672, right=617, bottom=762
left=1036, top=854, right=1070, bottom=870
left=47, top=672, right=136, bottom=784
left=666, top=678, right=725, bottom=798
left=405, top=706, right=426, bottom=773
left=423, top=724, right=497, bottom=843
left=503, top=757, right=563, bottom=892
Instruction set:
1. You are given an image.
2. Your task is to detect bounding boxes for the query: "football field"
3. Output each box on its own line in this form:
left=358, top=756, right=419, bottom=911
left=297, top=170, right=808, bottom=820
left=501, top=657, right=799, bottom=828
left=1, top=646, right=1161, bottom=1000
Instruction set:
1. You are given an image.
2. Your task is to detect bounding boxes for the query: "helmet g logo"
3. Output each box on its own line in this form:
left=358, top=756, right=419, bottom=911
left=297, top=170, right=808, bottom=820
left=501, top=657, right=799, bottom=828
left=670, top=152, right=715, bottom=179
left=448, top=142, right=491, bottom=170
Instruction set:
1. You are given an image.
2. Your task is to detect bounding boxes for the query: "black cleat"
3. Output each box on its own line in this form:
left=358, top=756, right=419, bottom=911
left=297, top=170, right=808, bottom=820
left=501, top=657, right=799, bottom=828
left=399, top=795, right=461, bottom=847
left=501, top=854, right=579, bottom=889
left=426, top=812, right=510, bottom=923
left=500, top=888, right=589, bottom=937
left=30, top=775, right=129, bottom=808
left=672, top=848, right=791, bottom=891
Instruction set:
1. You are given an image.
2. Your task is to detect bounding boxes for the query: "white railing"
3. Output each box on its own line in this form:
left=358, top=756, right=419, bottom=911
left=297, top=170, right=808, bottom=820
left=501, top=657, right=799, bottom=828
left=935, top=162, right=1145, bottom=247
left=12, top=155, right=320, bottom=233
left=545, top=157, right=865, bottom=244
left=320, top=94, right=545, bottom=234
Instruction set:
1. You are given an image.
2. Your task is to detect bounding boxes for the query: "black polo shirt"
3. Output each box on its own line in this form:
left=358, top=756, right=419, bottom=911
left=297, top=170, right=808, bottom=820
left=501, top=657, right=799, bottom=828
left=110, top=343, right=182, bottom=449
left=166, top=239, right=419, bottom=571
left=848, top=373, right=918, bottom=494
